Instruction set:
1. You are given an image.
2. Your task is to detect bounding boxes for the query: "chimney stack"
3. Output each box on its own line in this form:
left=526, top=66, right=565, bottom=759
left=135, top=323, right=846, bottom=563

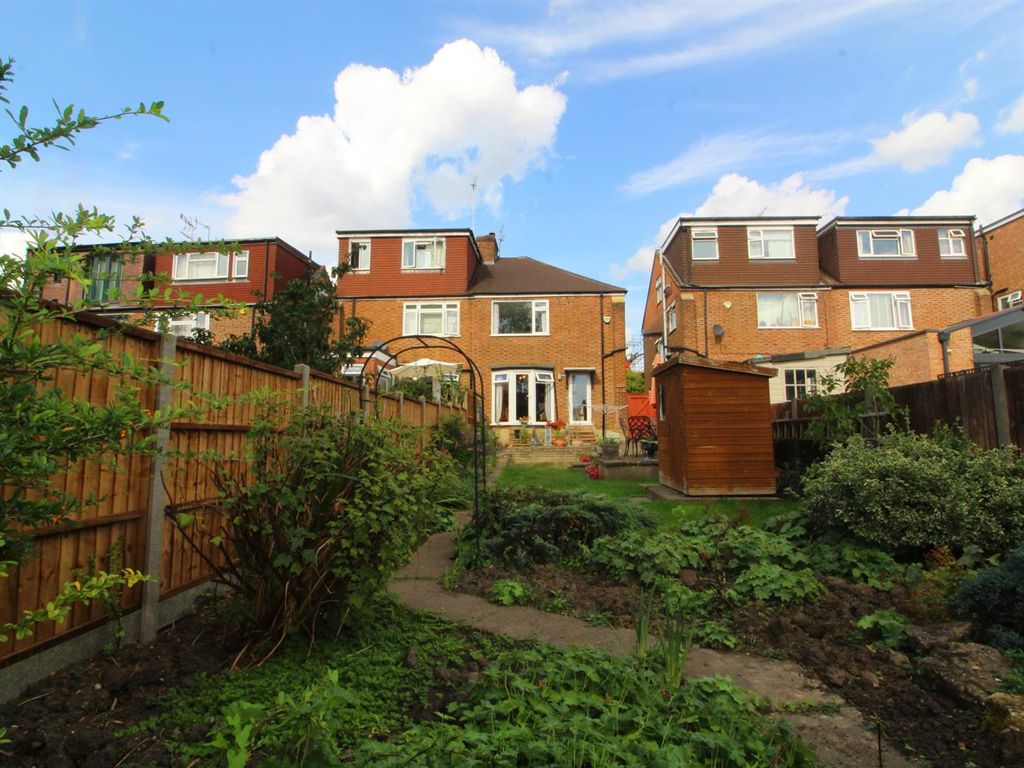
left=477, top=232, right=499, bottom=265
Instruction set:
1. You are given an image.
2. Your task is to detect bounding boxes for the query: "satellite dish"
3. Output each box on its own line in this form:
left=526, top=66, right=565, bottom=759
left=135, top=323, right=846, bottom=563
left=712, top=324, right=725, bottom=338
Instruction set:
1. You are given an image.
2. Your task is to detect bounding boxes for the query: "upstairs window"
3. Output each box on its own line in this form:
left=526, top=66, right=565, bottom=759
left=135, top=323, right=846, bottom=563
left=655, top=275, right=663, bottom=304
left=756, top=292, right=818, bottom=328
left=692, top=228, right=719, bottom=260
left=158, top=312, right=210, bottom=338
left=938, top=228, right=966, bottom=259
left=850, top=291, right=913, bottom=330
left=402, top=238, right=445, bottom=270
left=856, top=229, right=915, bottom=258
left=349, top=240, right=370, bottom=271
left=403, top=302, right=459, bottom=336
left=997, top=291, right=1023, bottom=310
left=232, top=251, right=249, bottom=278
left=86, top=254, right=122, bottom=302
left=174, top=251, right=228, bottom=281
left=748, top=227, right=795, bottom=260
left=667, top=303, right=677, bottom=333
left=492, top=300, right=548, bottom=335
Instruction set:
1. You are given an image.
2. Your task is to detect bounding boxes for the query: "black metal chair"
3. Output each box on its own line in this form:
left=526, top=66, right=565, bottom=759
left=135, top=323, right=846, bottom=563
left=627, top=415, right=653, bottom=457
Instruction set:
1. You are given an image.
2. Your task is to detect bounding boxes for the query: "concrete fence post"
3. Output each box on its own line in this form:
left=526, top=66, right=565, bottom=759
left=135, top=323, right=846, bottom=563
left=990, top=364, right=1012, bottom=447
left=294, top=363, right=310, bottom=408
left=139, top=331, right=177, bottom=645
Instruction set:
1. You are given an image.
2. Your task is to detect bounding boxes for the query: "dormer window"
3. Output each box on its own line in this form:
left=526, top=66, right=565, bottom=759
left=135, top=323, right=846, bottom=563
left=856, top=229, right=915, bottom=258
left=402, top=238, right=445, bottom=270
left=748, top=227, right=795, bottom=260
left=172, top=251, right=249, bottom=281
left=692, top=228, right=719, bottom=260
left=349, top=240, right=371, bottom=271
left=938, top=228, right=966, bottom=259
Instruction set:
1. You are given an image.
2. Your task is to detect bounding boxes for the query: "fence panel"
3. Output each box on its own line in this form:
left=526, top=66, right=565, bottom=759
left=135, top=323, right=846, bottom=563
left=0, top=315, right=468, bottom=666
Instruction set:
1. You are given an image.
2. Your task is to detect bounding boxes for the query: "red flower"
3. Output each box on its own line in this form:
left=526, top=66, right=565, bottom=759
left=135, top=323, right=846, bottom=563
left=580, top=454, right=591, bottom=464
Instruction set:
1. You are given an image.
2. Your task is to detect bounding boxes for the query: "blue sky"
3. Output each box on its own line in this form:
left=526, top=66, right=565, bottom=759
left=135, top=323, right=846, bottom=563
left=4, top=0, right=1024, bottom=337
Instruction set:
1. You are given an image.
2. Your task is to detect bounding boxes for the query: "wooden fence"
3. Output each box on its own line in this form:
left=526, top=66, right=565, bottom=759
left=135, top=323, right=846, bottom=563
left=0, top=314, right=467, bottom=667
left=771, top=363, right=1024, bottom=450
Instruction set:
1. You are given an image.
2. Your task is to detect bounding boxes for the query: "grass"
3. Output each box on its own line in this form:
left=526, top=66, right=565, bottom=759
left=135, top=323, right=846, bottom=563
left=497, top=463, right=798, bottom=528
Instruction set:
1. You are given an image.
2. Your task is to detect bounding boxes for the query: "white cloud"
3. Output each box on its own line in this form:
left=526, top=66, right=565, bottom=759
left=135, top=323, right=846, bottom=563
left=0, top=230, right=31, bottom=259
left=610, top=173, right=846, bottom=278
left=995, top=93, right=1024, bottom=134
left=217, top=40, right=566, bottom=259
left=814, top=110, right=980, bottom=178
left=907, top=155, right=1024, bottom=226
left=622, top=131, right=839, bottom=197
left=117, top=142, right=139, bottom=160
left=963, top=77, right=979, bottom=101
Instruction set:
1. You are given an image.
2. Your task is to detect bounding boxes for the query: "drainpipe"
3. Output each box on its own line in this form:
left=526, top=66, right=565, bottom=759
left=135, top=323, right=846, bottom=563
left=979, top=223, right=992, bottom=287
left=258, top=238, right=272, bottom=332
left=703, top=289, right=709, bottom=356
left=657, top=249, right=669, bottom=359
left=938, top=329, right=951, bottom=376
left=599, top=291, right=607, bottom=439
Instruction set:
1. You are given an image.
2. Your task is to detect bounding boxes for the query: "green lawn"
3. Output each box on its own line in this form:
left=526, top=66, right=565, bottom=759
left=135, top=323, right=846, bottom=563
left=496, top=463, right=798, bottom=528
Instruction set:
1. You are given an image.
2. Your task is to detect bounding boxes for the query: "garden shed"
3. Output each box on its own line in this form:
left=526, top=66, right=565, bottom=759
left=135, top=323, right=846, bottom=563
left=653, top=354, right=777, bottom=496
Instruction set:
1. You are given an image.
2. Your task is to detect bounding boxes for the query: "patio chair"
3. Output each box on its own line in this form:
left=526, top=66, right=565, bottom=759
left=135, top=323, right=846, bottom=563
left=627, top=415, right=653, bottom=457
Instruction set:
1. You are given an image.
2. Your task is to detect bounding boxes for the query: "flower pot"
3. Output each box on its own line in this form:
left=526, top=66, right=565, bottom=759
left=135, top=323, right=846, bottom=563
left=552, top=438, right=567, bottom=448
left=599, top=443, right=620, bottom=459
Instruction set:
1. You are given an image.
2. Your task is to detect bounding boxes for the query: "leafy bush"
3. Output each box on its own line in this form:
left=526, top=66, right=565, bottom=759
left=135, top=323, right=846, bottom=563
left=490, top=579, right=529, bottom=606
left=856, top=608, right=909, bottom=648
left=174, top=403, right=456, bottom=662
left=805, top=541, right=904, bottom=590
left=354, top=646, right=816, bottom=767
left=728, top=563, right=823, bottom=605
left=801, top=427, right=1024, bottom=553
left=954, top=548, right=1024, bottom=650
left=457, top=487, right=649, bottom=568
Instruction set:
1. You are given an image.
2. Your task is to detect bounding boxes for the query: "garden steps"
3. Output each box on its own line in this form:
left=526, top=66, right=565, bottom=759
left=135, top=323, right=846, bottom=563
left=390, top=469, right=920, bottom=768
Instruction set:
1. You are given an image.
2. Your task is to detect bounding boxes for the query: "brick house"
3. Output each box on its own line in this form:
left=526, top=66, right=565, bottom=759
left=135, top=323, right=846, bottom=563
left=977, top=207, right=1024, bottom=311
left=335, top=229, right=628, bottom=442
left=41, top=238, right=317, bottom=340
left=643, top=216, right=990, bottom=401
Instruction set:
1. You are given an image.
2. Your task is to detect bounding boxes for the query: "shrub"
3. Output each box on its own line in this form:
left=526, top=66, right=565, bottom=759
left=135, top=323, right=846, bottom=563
left=801, top=427, right=1024, bottom=553
left=954, top=549, right=1024, bottom=650
left=489, top=579, right=529, bottom=606
left=856, top=608, right=909, bottom=648
left=174, top=403, right=455, bottom=662
left=457, top=487, right=649, bottom=568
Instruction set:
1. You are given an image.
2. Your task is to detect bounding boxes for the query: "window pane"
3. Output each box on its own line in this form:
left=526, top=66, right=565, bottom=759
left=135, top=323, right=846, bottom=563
left=493, top=380, right=509, bottom=422
left=900, top=230, right=915, bottom=254
left=800, top=295, right=818, bottom=327
left=534, top=379, right=552, bottom=421
left=404, top=308, right=417, bottom=334
left=419, top=310, right=443, bottom=334
left=763, top=230, right=794, bottom=259
left=234, top=252, right=249, bottom=277
left=857, top=231, right=871, bottom=255
left=402, top=241, right=414, bottom=267
left=445, top=307, right=459, bottom=335
left=868, top=293, right=895, bottom=327
left=515, top=374, right=529, bottom=422
left=851, top=297, right=870, bottom=328
left=757, top=293, right=799, bottom=327
left=217, top=253, right=229, bottom=277
left=872, top=236, right=900, bottom=256
left=534, top=306, right=547, bottom=333
left=693, top=239, right=717, bottom=260
left=939, top=238, right=951, bottom=256
left=496, top=301, right=533, bottom=333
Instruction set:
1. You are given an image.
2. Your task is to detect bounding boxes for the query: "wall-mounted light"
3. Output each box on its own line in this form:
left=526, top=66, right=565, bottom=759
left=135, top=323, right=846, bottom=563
left=603, top=316, right=611, bottom=324
left=723, top=301, right=733, bottom=309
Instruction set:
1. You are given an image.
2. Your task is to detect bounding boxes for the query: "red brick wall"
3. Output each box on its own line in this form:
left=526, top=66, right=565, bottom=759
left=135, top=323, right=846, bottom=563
left=979, top=215, right=1024, bottom=308
left=853, top=326, right=974, bottom=386
left=820, top=223, right=978, bottom=285
left=152, top=241, right=271, bottom=304
left=270, top=241, right=315, bottom=293
left=338, top=293, right=628, bottom=438
left=337, top=234, right=477, bottom=298
left=40, top=251, right=152, bottom=307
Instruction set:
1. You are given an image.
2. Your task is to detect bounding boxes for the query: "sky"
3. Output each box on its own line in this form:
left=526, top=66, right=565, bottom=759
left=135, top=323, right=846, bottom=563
left=3, top=0, right=1024, bottom=338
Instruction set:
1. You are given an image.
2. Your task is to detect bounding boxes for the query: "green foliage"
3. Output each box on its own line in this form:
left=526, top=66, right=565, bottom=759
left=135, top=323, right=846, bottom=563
left=354, top=646, right=817, bottom=767
left=458, top=487, right=650, bottom=569
left=392, top=375, right=434, bottom=401
left=172, top=402, right=456, bottom=662
left=1002, top=650, right=1024, bottom=694
left=801, top=427, right=1024, bottom=553
left=954, top=548, right=1024, bottom=650
left=802, top=356, right=904, bottom=443
left=490, top=579, right=529, bottom=606
left=626, top=369, right=646, bottom=393
left=217, top=266, right=368, bottom=375
left=728, top=563, right=824, bottom=605
left=856, top=609, right=909, bottom=648
left=805, top=541, right=904, bottom=591
left=432, top=414, right=476, bottom=470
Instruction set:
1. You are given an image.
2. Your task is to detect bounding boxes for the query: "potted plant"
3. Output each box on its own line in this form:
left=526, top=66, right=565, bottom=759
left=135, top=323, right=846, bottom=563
left=597, top=434, right=621, bottom=459
left=547, top=418, right=568, bottom=447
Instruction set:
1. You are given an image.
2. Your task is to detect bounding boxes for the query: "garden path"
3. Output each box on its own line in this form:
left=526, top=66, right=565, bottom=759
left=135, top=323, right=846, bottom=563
left=389, top=463, right=920, bottom=768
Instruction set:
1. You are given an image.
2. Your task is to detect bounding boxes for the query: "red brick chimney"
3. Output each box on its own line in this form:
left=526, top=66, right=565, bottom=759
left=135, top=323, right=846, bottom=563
left=477, top=232, right=499, bottom=265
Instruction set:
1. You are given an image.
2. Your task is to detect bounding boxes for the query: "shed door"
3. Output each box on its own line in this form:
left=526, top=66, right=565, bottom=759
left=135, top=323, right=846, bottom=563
left=658, top=373, right=689, bottom=493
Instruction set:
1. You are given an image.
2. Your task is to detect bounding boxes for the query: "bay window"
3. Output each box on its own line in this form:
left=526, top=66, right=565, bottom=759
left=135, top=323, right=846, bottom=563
left=492, top=299, right=548, bottom=335
left=756, top=292, right=818, bottom=328
left=403, top=302, right=459, bottom=336
left=850, top=291, right=913, bottom=330
left=492, top=369, right=555, bottom=424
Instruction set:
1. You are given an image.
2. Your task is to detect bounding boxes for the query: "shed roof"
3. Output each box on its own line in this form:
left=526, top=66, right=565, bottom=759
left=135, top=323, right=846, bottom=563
left=653, top=353, right=777, bottom=379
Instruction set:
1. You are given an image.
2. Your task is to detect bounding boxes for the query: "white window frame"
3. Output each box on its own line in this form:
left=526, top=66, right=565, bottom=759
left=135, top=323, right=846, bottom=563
left=491, top=299, right=550, bottom=336
left=849, top=291, right=913, bottom=331
left=938, top=228, right=966, bottom=260
left=403, top=301, right=459, bottom=337
left=856, top=229, right=916, bottom=258
left=401, top=237, right=445, bottom=270
left=491, top=369, right=556, bottom=425
left=784, top=369, right=818, bottom=401
left=691, top=228, right=719, bottom=261
left=158, top=312, right=210, bottom=338
left=232, top=250, right=249, bottom=279
left=747, top=227, right=795, bottom=260
left=655, top=275, right=663, bottom=304
left=756, top=292, right=818, bottom=329
left=667, top=303, right=677, bottom=333
left=172, top=251, right=230, bottom=281
left=997, top=291, right=1023, bottom=310
left=657, top=384, right=665, bottom=421
left=348, top=240, right=371, bottom=272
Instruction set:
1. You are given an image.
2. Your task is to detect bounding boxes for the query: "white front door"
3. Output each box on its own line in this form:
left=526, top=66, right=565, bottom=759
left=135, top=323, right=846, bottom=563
left=569, top=372, right=591, bottom=425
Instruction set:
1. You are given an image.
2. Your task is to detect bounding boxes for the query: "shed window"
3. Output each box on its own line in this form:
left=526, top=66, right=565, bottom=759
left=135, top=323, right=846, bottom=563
left=784, top=369, right=818, bottom=401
